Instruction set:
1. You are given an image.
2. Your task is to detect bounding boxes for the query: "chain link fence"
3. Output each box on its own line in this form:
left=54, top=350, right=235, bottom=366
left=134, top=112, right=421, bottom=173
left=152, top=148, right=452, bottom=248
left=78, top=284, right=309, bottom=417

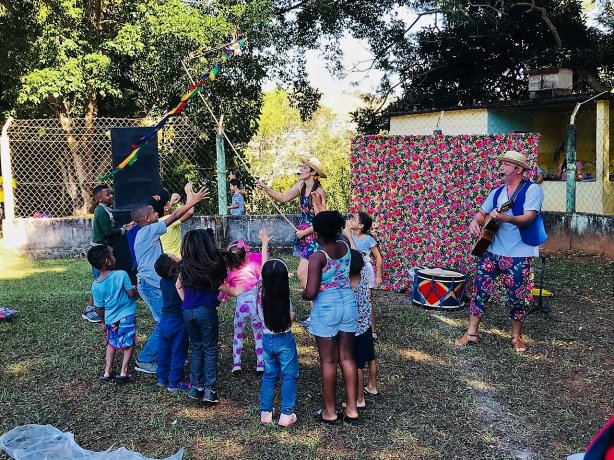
left=389, top=99, right=614, bottom=215
left=3, top=117, right=220, bottom=218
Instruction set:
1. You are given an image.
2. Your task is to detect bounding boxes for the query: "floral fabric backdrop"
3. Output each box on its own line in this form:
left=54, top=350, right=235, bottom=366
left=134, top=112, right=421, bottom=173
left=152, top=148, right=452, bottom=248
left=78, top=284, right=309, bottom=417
left=349, top=133, right=540, bottom=293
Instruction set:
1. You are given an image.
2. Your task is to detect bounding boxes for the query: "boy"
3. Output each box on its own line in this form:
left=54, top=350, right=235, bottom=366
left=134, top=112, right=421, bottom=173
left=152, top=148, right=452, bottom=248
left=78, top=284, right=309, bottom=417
left=83, top=184, right=133, bottom=323
left=154, top=253, right=189, bottom=392
left=159, top=184, right=196, bottom=257
left=131, top=182, right=208, bottom=374
left=228, top=179, right=245, bottom=216
left=87, top=244, right=137, bottom=383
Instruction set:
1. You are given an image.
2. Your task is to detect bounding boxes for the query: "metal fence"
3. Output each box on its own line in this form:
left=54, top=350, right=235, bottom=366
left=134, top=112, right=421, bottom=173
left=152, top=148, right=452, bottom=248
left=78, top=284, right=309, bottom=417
left=2, top=117, right=220, bottom=218
left=389, top=99, right=614, bottom=215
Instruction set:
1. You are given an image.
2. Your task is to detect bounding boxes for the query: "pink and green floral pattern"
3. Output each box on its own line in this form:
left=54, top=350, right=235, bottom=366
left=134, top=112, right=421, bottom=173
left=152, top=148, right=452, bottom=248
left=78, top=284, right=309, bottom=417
left=349, top=134, right=540, bottom=292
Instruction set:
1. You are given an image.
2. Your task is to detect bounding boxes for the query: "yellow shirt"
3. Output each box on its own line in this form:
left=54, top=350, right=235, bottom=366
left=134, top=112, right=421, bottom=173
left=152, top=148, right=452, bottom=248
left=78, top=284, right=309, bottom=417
left=160, top=215, right=182, bottom=258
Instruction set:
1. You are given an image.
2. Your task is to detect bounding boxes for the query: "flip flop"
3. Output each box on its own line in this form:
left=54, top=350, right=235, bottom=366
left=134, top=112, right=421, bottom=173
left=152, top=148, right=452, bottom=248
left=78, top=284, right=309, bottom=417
left=314, top=408, right=342, bottom=426
left=364, top=387, right=379, bottom=396
left=342, top=401, right=366, bottom=409
left=511, top=337, right=527, bottom=353
left=114, top=375, right=133, bottom=384
left=342, top=414, right=360, bottom=426
left=99, top=374, right=113, bottom=383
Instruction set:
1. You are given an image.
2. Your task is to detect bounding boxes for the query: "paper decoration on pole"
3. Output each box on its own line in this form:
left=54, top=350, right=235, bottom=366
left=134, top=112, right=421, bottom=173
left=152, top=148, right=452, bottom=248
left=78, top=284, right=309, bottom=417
left=97, top=38, right=246, bottom=181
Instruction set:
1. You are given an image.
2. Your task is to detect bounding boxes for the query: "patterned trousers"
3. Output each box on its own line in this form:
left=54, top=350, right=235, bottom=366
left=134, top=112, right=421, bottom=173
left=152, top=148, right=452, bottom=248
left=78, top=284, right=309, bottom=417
left=469, top=252, right=534, bottom=322
left=232, top=289, right=264, bottom=371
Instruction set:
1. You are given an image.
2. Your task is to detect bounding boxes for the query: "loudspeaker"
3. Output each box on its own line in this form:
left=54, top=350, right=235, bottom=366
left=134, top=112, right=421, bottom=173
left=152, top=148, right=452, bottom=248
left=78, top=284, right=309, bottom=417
left=111, top=127, right=160, bottom=211
left=110, top=210, right=138, bottom=286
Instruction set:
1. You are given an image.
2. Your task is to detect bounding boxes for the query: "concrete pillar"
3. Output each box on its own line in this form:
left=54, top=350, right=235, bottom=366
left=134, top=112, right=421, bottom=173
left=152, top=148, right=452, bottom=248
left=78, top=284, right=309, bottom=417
left=1, top=116, right=15, bottom=221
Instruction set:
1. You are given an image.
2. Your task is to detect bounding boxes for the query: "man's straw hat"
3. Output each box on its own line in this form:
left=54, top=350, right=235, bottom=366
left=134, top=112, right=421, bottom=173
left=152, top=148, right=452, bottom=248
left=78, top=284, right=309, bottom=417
left=494, top=150, right=530, bottom=170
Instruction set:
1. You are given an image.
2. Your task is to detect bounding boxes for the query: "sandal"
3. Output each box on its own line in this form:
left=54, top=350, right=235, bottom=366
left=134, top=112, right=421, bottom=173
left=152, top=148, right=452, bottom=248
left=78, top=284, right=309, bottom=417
left=364, top=386, right=379, bottom=396
left=314, top=408, right=342, bottom=426
left=372, top=331, right=379, bottom=341
left=511, top=337, right=527, bottom=353
left=342, top=413, right=360, bottom=426
left=99, top=374, right=113, bottom=383
left=114, top=375, right=133, bottom=384
left=342, top=401, right=366, bottom=409
left=455, top=332, right=480, bottom=346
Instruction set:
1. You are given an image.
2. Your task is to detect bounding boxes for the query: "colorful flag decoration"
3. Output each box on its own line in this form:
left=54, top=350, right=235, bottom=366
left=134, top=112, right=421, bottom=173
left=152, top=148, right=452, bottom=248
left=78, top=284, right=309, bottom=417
left=97, top=38, right=246, bottom=181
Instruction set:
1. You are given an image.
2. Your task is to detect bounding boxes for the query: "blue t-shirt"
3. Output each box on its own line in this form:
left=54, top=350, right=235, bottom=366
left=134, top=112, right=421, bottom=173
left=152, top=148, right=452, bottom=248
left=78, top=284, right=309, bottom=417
left=91, top=270, right=136, bottom=325
left=161, top=277, right=182, bottom=316
left=481, top=183, right=544, bottom=257
left=134, top=220, right=167, bottom=288
left=354, top=234, right=377, bottom=258
left=231, top=193, right=244, bottom=216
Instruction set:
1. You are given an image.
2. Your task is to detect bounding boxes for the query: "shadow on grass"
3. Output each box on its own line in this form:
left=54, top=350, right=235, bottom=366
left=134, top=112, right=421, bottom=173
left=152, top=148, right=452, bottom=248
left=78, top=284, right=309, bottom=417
left=0, top=249, right=613, bottom=459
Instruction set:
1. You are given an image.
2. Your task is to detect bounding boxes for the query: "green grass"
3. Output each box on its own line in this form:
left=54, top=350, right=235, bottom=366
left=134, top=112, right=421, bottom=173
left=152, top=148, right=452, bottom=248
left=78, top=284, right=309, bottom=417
left=1, top=248, right=613, bottom=459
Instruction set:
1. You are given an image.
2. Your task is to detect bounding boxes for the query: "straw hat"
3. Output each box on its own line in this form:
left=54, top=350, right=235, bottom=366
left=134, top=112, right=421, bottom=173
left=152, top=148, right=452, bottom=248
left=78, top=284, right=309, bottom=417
left=300, top=155, right=327, bottom=178
left=494, top=150, right=530, bottom=170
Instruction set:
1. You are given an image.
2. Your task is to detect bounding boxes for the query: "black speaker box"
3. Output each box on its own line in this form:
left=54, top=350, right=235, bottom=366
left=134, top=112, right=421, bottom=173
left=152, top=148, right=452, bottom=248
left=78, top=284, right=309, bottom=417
left=110, top=210, right=138, bottom=286
left=111, top=127, right=160, bottom=211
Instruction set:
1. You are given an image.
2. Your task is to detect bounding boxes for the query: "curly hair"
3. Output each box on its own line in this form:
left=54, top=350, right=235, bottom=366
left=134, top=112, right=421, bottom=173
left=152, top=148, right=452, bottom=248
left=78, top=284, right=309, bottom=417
left=313, top=210, right=345, bottom=241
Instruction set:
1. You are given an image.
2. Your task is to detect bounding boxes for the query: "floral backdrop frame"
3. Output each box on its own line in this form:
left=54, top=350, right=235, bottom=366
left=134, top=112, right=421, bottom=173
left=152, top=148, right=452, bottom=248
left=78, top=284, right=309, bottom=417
left=349, top=133, right=540, bottom=293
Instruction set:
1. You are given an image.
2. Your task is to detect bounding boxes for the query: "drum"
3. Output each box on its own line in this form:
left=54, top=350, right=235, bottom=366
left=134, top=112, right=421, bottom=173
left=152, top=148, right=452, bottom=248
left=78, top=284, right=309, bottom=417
left=411, top=268, right=466, bottom=310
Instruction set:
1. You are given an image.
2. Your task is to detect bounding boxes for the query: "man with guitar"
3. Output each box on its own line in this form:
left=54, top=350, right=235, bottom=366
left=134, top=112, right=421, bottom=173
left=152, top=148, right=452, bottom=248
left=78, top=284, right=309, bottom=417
left=456, top=150, right=545, bottom=353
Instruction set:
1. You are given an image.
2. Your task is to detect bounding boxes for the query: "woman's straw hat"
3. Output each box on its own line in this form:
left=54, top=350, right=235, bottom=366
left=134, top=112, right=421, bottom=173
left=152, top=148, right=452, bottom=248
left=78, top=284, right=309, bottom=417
left=494, top=150, right=530, bottom=170
left=300, top=155, right=327, bottom=178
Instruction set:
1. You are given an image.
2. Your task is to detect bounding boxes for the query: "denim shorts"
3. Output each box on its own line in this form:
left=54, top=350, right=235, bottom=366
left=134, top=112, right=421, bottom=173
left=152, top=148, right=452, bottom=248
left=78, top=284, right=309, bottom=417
left=309, top=288, right=358, bottom=338
left=106, top=314, right=136, bottom=350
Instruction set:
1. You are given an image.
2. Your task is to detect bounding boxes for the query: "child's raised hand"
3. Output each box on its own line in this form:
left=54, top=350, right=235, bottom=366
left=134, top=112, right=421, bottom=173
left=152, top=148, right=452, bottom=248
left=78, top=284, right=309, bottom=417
left=193, top=186, right=209, bottom=202
left=344, top=219, right=353, bottom=235
left=170, top=193, right=181, bottom=206
left=259, top=228, right=272, bottom=244
left=184, top=182, right=194, bottom=195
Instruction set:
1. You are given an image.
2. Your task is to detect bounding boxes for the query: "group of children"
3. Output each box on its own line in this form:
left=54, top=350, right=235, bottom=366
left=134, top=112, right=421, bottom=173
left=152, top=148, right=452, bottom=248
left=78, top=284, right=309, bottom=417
left=86, top=180, right=383, bottom=426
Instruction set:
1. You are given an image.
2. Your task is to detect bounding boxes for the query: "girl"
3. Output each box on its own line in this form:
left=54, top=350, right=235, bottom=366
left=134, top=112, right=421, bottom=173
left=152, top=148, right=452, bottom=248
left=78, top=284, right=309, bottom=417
left=222, top=240, right=265, bottom=375
left=255, top=155, right=327, bottom=290
left=176, top=229, right=228, bottom=404
left=302, top=210, right=359, bottom=425
left=256, top=229, right=299, bottom=427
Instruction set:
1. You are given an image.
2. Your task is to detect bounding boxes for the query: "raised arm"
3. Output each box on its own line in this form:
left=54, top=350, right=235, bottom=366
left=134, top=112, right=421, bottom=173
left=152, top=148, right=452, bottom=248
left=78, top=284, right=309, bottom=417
left=255, top=180, right=302, bottom=203
left=165, top=183, right=208, bottom=227
left=259, top=228, right=272, bottom=267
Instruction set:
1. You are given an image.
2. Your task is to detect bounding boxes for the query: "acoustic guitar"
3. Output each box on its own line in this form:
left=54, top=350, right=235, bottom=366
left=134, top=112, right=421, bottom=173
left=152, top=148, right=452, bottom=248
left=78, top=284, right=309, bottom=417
left=470, top=200, right=514, bottom=257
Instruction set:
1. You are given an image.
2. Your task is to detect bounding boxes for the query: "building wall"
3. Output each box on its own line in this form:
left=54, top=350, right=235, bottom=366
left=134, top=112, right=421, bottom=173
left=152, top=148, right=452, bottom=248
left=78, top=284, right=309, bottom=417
left=389, top=109, right=488, bottom=135
left=4, top=213, right=613, bottom=258
left=487, top=110, right=534, bottom=134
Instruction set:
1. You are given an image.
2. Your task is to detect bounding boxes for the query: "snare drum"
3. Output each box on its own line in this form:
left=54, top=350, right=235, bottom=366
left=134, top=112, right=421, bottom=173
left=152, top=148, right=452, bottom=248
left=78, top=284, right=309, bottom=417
left=411, top=268, right=466, bottom=310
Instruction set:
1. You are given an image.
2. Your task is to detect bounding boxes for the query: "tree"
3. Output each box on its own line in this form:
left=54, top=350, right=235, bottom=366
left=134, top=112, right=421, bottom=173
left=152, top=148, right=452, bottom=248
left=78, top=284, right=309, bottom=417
left=245, top=88, right=353, bottom=214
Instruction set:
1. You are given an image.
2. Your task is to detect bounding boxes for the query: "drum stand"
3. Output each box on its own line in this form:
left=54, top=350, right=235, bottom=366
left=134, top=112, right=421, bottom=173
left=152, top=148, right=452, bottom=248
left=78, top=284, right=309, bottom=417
left=527, top=255, right=558, bottom=321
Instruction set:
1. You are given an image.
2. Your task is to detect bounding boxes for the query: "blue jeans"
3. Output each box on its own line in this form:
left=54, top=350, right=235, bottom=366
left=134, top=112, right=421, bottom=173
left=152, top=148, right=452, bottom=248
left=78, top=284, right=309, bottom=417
left=157, top=313, right=188, bottom=387
left=183, top=306, right=218, bottom=390
left=260, top=332, right=299, bottom=415
left=137, top=279, right=163, bottom=363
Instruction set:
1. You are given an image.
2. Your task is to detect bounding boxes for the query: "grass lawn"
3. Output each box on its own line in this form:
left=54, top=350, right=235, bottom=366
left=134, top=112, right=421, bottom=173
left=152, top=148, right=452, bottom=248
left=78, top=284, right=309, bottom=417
left=0, top=247, right=613, bottom=459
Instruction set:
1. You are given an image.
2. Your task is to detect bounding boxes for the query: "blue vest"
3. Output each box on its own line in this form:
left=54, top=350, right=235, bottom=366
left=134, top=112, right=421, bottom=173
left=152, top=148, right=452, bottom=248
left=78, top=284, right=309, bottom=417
left=493, top=183, right=548, bottom=247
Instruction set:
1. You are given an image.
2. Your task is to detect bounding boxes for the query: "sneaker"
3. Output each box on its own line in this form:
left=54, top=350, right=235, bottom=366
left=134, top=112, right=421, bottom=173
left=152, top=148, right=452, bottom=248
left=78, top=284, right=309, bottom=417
left=168, top=381, right=190, bottom=393
left=156, top=380, right=167, bottom=388
left=300, top=317, right=311, bottom=328
left=202, top=388, right=219, bottom=403
left=188, top=386, right=204, bottom=400
left=81, top=305, right=101, bottom=323
left=134, top=360, right=157, bottom=374
left=260, top=410, right=273, bottom=423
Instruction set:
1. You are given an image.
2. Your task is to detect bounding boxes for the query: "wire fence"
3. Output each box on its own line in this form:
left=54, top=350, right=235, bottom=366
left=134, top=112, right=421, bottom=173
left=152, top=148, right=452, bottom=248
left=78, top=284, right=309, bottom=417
left=3, top=117, right=219, bottom=218
left=389, top=100, right=614, bottom=215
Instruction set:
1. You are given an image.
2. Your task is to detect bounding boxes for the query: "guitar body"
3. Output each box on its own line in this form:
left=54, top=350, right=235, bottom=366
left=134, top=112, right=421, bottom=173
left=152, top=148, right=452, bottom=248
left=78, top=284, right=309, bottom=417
left=470, top=199, right=514, bottom=257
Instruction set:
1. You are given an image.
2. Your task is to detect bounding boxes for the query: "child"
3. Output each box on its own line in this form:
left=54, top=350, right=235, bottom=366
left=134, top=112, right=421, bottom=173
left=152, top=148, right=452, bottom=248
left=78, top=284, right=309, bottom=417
left=157, top=184, right=196, bottom=258
left=228, top=169, right=247, bottom=196
left=176, top=229, right=228, bottom=403
left=349, top=249, right=377, bottom=407
left=222, top=240, right=265, bottom=375
left=302, top=210, right=359, bottom=425
left=131, top=183, right=208, bottom=375
left=228, top=179, right=245, bottom=216
left=154, top=253, right=189, bottom=392
left=87, top=244, right=137, bottom=383
left=83, top=184, right=133, bottom=323
left=257, top=228, right=299, bottom=427
left=344, top=211, right=382, bottom=340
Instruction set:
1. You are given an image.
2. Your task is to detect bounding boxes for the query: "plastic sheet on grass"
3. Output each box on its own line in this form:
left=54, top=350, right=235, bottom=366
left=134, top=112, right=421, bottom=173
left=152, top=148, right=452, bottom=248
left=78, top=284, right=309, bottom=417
left=0, top=424, right=185, bottom=460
